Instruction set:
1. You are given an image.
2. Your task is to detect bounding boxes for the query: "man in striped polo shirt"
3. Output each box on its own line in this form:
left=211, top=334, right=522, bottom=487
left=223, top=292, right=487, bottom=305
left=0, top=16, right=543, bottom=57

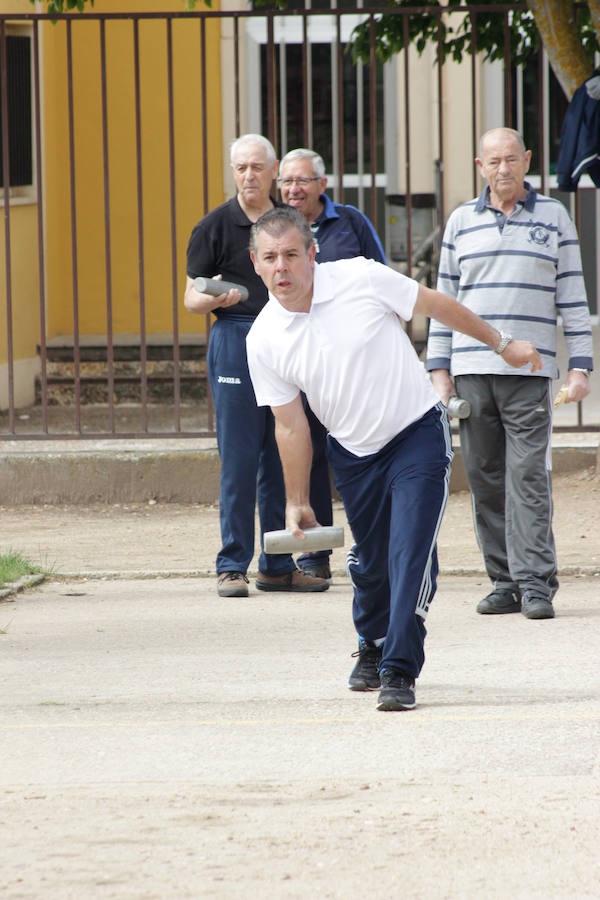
left=427, top=127, right=593, bottom=621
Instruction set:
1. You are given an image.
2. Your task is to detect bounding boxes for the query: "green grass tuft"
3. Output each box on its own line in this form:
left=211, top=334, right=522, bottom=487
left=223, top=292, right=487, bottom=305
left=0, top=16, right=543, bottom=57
left=0, top=551, right=43, bottom=589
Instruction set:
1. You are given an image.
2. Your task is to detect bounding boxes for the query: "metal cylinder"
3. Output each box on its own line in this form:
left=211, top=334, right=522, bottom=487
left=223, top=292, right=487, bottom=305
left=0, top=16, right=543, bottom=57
left=263, top=525, right=345, bottom=555
left=194, top=276, right=249, bottom=301
left=447, top=396, right=471, bottom=419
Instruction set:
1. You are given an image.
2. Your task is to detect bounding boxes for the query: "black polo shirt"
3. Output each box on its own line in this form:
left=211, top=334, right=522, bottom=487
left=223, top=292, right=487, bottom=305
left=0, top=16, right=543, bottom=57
left=186, top=195, right=284, bottom=319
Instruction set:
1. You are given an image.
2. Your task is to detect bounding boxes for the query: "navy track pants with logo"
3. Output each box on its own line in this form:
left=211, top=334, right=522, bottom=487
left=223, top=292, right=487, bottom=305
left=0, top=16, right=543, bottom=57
left=208, top=317, right=295, bottom=576
left=327, top=405, right=453, bottom=679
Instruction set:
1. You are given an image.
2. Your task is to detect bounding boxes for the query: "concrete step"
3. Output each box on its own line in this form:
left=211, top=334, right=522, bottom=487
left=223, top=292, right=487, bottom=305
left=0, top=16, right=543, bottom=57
left=0, top=435, right=597, bottom=506
left=36, top=338, right=208, bottom=405
left=36, top=373, right=207, bottom=405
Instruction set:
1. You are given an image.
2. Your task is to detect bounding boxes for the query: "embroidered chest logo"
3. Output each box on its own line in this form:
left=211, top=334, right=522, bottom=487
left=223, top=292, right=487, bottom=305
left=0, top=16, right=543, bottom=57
left=528, top=224, right=550, bottom=246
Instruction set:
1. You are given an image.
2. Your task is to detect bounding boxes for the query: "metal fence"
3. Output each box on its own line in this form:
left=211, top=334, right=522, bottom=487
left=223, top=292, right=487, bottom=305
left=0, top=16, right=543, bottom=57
left=0, top=5, right=597, bottom=439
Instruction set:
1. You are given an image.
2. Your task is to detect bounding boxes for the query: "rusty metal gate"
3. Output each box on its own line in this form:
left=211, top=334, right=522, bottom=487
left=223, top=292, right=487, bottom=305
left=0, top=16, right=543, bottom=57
left=1, top=5, right=597, bottom=439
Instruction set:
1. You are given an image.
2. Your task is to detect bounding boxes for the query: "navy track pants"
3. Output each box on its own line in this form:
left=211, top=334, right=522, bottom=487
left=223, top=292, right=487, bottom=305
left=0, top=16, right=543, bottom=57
left=207, top=317, right=295, bottom=576
left=328, top=405, right=453, bottom=679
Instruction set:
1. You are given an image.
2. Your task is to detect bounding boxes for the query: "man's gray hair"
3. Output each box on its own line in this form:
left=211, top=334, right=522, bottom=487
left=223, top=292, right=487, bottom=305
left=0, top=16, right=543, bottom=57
left=479, top=127, right=526, bottom=157
left=249, top=206, right=315, bottom=254
left=279, top=148, right=325, bottom=179
left=230, top=134, right=277, bottom=165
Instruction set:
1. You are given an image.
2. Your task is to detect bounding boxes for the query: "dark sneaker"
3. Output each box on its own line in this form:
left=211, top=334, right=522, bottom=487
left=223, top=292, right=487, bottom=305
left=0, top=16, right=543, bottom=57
left=297, top=560, right=332, bottom=581
left=521, top=592, right=555, bottom=619
left=376, top=668, right=416, bottom=711
left=217, top=571, right=249, bottom=598
left=255, top=568, right=329, bottom=593
left=348, top=639, right=382, bottom=691
left=476, top=587, right=521, bottom=615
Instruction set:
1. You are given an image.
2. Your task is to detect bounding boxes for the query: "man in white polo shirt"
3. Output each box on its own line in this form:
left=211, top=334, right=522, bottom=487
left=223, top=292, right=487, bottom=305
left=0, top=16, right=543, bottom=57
left=246, top=207, right=541, bottom=711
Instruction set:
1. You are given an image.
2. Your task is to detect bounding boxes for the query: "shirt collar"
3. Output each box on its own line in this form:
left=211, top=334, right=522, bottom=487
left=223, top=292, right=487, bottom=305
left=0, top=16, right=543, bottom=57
left=314, top=193, right=339, bottom=224
left=230, top=194, right=281, bottom=225
left=475, top=181, right=537, bottom=213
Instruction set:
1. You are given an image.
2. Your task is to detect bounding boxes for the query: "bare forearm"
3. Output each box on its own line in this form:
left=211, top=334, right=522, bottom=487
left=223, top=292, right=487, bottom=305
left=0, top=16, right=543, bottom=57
left=417, top=285, right=500, bottom=349
left=274, top=413, right=312, bottom=505
left=416, top=285, right=543, bottom=372
left=271, top=397, right=319, bottom=535
left=183, top=275, right=243, bottom=315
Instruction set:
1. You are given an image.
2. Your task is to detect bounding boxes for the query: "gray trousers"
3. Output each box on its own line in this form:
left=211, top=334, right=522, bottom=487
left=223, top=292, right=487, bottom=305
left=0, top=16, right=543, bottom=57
left=454, top=374, right=558, bottom=599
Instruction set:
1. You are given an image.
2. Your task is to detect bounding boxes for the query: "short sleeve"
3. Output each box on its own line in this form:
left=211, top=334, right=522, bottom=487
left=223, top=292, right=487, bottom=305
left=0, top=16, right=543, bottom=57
left=246, top=327, right=300, bottom=408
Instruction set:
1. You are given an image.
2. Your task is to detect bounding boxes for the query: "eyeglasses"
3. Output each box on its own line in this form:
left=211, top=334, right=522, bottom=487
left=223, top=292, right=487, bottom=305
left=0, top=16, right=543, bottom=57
left=277, top=176, right=320, bottom=187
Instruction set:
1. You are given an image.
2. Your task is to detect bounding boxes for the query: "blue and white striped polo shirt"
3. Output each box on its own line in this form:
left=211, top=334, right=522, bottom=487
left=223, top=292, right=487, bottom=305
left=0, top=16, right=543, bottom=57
left=426, top=183, right=593, bottom=378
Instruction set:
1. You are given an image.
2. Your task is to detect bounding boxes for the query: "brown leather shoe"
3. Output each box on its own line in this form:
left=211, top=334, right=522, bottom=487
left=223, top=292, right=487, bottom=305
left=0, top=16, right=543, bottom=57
left=255, top=567, right=329, bottom=593
left=217, top=571, right=249, bottom=598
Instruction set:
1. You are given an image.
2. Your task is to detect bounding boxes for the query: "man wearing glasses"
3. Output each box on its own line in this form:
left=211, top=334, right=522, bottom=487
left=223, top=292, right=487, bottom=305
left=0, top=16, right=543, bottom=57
left=277, top=148, right=386, bottom=580
left=278, top=148, right=385, bottom=265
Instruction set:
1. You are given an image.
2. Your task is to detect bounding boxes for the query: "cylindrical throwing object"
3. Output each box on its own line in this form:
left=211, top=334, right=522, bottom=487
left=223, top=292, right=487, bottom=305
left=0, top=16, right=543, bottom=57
left=446, top=396, right=471, bottom=419
left=264, top=525, right=344, bottom=555
left=194, top=276, right=249, bottom=302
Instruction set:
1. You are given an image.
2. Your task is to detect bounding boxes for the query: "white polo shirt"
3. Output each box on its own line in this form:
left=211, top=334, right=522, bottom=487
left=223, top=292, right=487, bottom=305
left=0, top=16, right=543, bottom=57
left=246, top=257, right=439, bottom=457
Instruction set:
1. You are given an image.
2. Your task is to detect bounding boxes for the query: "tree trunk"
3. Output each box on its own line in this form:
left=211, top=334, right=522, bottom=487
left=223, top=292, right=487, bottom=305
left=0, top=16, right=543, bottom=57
left=527, top=0, right=594, bottom=98
left=589, top=0, right=600, bottom=50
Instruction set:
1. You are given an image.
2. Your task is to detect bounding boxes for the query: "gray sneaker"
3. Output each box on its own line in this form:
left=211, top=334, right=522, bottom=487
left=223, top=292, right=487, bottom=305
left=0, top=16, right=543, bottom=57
left=521, top=592, right=555, bottom=619
left=476, top=587, right=521, bottom=615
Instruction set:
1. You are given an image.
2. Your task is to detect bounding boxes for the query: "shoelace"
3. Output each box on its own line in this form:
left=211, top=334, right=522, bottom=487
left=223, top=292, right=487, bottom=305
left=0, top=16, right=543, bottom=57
left=220, top=572, right=248, bottom=584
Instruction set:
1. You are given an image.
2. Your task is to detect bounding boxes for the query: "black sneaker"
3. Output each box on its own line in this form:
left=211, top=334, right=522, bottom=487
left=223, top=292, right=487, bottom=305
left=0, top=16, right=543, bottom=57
left=297, top=560, right=332, bottom=581
left=521, top=592, right=555, bottom=619
left=376, top=668, right=416, bottom=711
left=476, top=587, right=521, bottom=615
left=348, top=638, right=382, bottom=691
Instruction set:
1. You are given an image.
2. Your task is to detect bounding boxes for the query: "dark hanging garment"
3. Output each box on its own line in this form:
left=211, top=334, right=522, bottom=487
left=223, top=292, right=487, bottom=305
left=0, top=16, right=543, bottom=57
left=556, top=69, right=600, bottom=191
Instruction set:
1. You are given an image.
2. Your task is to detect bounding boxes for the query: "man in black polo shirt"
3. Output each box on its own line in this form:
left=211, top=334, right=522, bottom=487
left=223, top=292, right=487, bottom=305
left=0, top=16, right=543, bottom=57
left=184, top=134, right=329, bottom=598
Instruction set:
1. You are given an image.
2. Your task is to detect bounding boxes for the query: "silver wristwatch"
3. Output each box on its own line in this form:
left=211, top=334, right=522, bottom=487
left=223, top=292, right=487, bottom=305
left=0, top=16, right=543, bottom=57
left=494, top=330, right=513, bottom=355
left=572, top=367, right=591, bottom=376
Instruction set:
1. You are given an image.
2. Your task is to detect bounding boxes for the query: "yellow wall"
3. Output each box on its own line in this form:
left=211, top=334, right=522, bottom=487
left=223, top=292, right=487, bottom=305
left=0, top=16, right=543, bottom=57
left=0, top=206, right=41, bottom=365
left=40, top=0, right=224, bottom=339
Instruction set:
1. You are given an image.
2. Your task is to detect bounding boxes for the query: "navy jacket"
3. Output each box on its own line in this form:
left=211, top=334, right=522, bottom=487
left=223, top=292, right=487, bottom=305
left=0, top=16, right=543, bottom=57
left=556, top=69, right=600, bottom=191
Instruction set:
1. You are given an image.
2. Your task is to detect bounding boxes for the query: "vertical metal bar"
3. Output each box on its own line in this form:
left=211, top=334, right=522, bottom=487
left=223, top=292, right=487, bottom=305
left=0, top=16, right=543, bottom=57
left=32, top=21, right=48, bottom=433
left=368, top=14, right=377, bottom=228
left=470, top=11, right=478, bottom=198
left=436, top=9, right=445, bottom=228
left=100, top=18, right=115, bottom=432
left=133, top=18, right=148, bottom=431
left=66, top=19, right=82, bottom=432
left=266, top=14, right=277, bottom=151
left=402, top=13, right=412, bottom=284
left=200, top=19, right=209, bottom=217
left=0, top=21, right=15, bottom=431
left=539, top=48, right=548, bottom=195
left=515, top=64, right=523, bottom=135
left=401, top=13, right=413, bottom=341
left=200, top=16, right=213, bottom=431
left=356, top=0, right=364, bottom=211
left=279, top=34, right=287, bottom=155
left=335, top=11, right=344, bottom=205
left=504, top=11, right=512, bottom=126
left=356, top=54, right=364, bottom=211
left=330, top=28, right=339, bottom=199
left=167, top=17, right=181, bottom=432
left=233, top=15, right=240, bottom=138
left=302, top=11, right=310, bottom=147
